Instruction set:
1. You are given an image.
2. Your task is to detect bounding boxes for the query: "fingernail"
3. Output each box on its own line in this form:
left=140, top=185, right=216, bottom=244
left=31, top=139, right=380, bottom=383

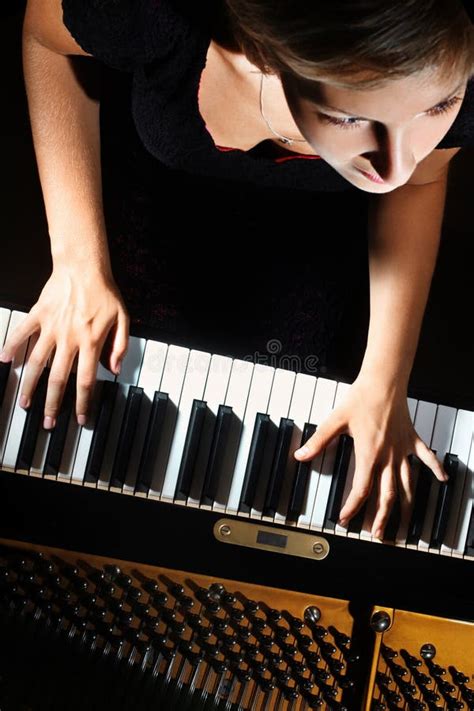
left=295, top=446, right=309, bottom=458
left=43, top=416, right=55, bottom=430
left=115, top=360, right=122, bottom=375
left=0, top=350, right=12, bottom=363
left=19, top=394, right=29, bottom=409
left=338, top=518, right=348, bottom=528
left=373, top=529, right=383, bottom=540
left=77, top=414, right=87, bottom=426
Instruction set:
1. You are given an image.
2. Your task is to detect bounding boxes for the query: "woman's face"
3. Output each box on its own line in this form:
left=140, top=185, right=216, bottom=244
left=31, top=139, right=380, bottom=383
left=280, top=67, right=468, bottom=193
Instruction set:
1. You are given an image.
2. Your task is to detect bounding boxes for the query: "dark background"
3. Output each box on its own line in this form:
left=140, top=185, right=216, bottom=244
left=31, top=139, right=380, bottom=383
left=2, top=2, right=473, bottom=412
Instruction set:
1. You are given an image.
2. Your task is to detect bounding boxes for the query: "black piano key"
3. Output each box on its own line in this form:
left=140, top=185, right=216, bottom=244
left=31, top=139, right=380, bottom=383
left=262, top=417, right=294, bottom=518
left=430, top=453, right=459, bottom=549
left=407, top=458, right=433, bottom=546
left=383, top=498, right=401, bottom=543
left=287, top=422, right=317, bottom=522
left=347, top=502, right=367, bottom=536
left=0, top=360, right=11, bottom=409
left=135, top=391, right=169, bottom=495
left=84, top=380, right=118, bottom=484
left=465, top=506, right=474, bottom=558
left=109, top=386, right=144, bottom=490
left=15, top=368, right=49, bottom=472
left=43, top=375, right=75, bottom=477
left=239, top=412, right=271, bottom=514
left=200, top=404, right=233, bottom=506
left=324, top=434, right=354, bottom=529
left=174, top=399, right=208, bottom=501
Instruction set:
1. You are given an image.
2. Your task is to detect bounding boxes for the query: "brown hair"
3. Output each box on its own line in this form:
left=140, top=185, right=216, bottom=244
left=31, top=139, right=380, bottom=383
left=222, top=0, right=474, bottom=89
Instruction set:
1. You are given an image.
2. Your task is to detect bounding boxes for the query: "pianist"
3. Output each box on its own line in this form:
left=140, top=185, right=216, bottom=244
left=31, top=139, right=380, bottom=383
left=1, top=0, right=473, bottom=538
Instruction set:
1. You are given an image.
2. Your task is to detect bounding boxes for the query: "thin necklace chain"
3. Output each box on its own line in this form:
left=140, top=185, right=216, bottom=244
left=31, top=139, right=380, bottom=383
left=259, top=72, right=307, bottom=145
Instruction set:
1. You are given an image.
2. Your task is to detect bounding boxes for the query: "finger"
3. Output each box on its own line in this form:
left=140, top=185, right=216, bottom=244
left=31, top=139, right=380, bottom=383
left=414, top=438, right=448, bottom=482
left=43, top=346, right=77, bottom=429
left=1, top=314, right=40, bottom=363
left=294, top=410, right=346, bottom=461
left=398, top=457, right=415, bottom=522
left=371, top=466, right=398, bottom=540
left=18, top=337, right=52, bottom=412
left=110, top=308, right=130, bottom=374
left=76, top=346, right=100, bottom=426
left=339, top=455, right=375, bottom=525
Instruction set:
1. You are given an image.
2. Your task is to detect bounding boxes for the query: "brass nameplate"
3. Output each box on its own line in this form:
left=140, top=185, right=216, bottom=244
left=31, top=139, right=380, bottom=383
left=213, top=519, right=330, bottom=560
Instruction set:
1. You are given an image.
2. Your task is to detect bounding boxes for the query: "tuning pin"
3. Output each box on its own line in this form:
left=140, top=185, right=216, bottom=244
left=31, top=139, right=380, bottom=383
left=208, top=583, right=226, bottom=601
left=244, top=599, right=259, bottom=615
left=170, top=583, right=185, bottom=598
left=177, top=595, right=194, bottom=611
left=152, top=591, right=168, bottom=609
left=103, top=564, right=121, bottom=581
left=222, top=592, right=237, bottom=606
left=451, top=668, right=469, bottom=685
left=116, top=573, right=133, bottom=589
left=381, top=645, right=398, bottom=660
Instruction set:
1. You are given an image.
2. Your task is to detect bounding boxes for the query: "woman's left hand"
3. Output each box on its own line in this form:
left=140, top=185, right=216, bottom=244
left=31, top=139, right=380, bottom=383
left=293, top=372, right=448, bottom=539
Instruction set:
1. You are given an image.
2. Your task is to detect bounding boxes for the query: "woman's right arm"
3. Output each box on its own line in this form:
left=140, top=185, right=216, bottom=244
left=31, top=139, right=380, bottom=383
left=0, top=0, right=130, bottom=429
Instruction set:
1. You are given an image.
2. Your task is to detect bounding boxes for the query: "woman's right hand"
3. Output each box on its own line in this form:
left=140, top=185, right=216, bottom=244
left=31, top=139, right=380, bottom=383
left=0, top=263, right=130, bottom=429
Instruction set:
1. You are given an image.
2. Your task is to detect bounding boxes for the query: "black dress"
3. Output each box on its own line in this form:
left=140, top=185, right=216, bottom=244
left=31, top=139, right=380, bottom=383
left=61, top=0, right=474, bottom=372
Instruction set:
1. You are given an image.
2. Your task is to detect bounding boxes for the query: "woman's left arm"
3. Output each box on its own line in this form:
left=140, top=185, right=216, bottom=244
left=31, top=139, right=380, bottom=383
left=295, top=148, right=461, bottom=538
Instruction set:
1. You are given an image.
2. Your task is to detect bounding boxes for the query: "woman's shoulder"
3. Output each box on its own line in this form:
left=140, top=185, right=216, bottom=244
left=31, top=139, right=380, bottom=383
left=61, top=0, right=207, bottom=71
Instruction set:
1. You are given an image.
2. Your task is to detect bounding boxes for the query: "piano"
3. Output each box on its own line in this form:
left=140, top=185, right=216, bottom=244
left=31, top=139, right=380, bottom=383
left=1, top=304, right=474, bottom=709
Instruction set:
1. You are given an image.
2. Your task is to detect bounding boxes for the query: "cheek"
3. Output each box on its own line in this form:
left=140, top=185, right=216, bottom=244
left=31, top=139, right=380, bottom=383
left=302, top=121, right=365, bottom=162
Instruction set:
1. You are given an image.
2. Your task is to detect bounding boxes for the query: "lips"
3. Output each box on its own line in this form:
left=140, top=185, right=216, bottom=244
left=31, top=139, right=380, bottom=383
left=357, top=167, right=385, bottom=184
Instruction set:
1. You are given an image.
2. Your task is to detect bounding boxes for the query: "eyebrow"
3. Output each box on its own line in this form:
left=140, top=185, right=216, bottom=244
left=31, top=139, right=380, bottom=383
left=313, top=81, right=466, bottom=120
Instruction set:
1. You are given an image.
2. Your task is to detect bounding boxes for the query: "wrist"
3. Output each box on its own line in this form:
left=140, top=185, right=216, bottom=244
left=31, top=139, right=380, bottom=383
left=50, top=231, right=113, bottom=279
left=355, top=365, right=409, bottom=399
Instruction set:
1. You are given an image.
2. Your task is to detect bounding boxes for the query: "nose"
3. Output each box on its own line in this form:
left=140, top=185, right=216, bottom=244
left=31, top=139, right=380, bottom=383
left=363, top=125, right=417, bottom=186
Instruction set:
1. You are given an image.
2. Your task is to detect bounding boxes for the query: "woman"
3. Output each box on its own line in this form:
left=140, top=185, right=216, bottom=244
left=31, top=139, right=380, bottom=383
left=2, top=0, right=473, bottom=538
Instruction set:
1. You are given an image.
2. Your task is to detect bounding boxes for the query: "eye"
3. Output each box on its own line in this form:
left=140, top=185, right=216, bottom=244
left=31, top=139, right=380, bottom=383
left=426, top=95, right=462, bottom=116
left=319, top=115, right=363, bottom=130
left=318, top=95, right=463, bottom=130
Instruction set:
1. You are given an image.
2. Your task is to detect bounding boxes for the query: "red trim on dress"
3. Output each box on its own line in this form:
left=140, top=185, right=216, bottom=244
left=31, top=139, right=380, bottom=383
left=215, top=144, right=321, bottom=162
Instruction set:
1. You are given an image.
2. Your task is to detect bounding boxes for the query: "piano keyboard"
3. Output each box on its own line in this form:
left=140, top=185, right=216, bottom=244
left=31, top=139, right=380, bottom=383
left=1, top=307, right=473, bottom=561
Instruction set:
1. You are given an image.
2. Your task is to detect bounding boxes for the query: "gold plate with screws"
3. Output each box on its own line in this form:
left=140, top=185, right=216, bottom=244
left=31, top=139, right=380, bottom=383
left=214, top=519, right=330, bottom=560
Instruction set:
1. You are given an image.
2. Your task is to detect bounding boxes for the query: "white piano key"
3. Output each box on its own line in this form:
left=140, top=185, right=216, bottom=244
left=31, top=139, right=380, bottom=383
left=225, top=363, right=275, bottom=514
left=311, top=380, right=351, bottom=532
left=98, top=336, right=146, bottom=490
left=360, top=396, right=419, bottom=542
left=68, top=362, right=116, bottom=484
left=274, top=372, right=316, bottom=526
left=213, top=359, right=254, bottom=513
left=417, top=404, right=457, bottom=552
left=123, top=340, right=168, bottom=493
left=0, top=307, right=10, bottom=346
left=29, top=428, right=51, bottom=478
left=252, top=368, right=296, bottom=520
left=0, top=311, right=29, bottom=469
left=2, top=317, right=38, bottom=473
left=395, top=400, right=437, bottom=545
left=298, top=377, right=337, bottom=528
left=440, top=409, right=474, bottom=556
left=453, top=434, right=474, bottom=558
left=186, top=354, right=234, bottom=507
left=160, top=349, right=211, bottom=501
left=147, top=345, right=190, bottom=497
